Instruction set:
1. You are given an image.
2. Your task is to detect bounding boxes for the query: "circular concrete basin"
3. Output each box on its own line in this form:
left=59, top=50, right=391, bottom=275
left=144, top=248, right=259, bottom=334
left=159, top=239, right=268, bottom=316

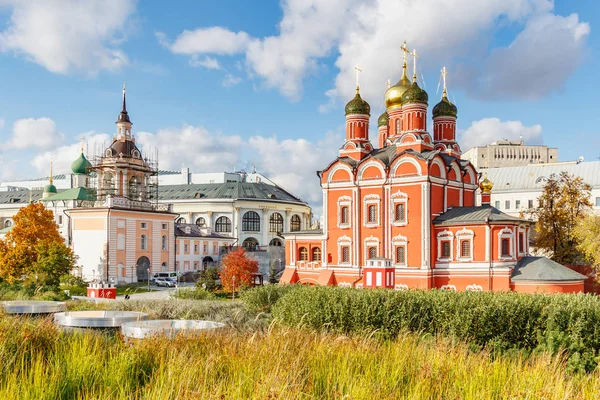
left=2, top=301, right=66, bottom=314
left=121, top=320, right=225, bottom=340
left=54, top=310, right=148, bottom=329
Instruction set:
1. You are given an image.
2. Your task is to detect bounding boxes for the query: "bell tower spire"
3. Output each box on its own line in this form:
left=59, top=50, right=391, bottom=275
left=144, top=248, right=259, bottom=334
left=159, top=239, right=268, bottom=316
left=116, top=82, right=132, bottom=139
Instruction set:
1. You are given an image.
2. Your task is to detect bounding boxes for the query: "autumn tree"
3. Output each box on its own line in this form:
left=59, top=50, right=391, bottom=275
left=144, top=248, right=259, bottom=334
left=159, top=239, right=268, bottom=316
left=0, top=203, right=76, bottom=286
left=219, top=248, right=259, bottom=293
left=530, top=172, right=592, bottom=265
left=574, top=214, right=600, bottom=271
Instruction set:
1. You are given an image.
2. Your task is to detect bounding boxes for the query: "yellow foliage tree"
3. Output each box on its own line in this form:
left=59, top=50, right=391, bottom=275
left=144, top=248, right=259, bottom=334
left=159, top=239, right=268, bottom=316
left=0, top=203, right=76, bottom=285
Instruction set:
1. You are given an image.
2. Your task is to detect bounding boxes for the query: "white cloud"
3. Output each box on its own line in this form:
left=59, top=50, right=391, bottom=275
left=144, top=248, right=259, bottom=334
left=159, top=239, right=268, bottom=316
left=189, top=55, right=221, bottom=70
left=459, top=118, right=542, bottom=150
left=222, top=74, right=242, bottom=87
left=9, top=117, right=64, bottom=150
left=0, top=0, right=136, bottom=75
left=161, top=0, right=589, bottom=103
left=159, top=27, right=251, bottom=55
left=32, top=132, right=111, bottom=175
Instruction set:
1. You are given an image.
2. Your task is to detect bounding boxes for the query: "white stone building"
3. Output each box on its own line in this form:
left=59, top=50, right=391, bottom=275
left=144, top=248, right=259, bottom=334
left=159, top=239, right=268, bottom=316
left=462, top=140, right=558, bottom=169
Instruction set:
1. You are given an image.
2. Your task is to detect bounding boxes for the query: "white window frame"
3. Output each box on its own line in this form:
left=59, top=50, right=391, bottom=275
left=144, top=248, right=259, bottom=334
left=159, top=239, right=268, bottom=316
left=338, top=235, right=352, bottom=266
left=391, top=190, right=408, bottom=227
left=161, top=235, right=168, bottom=251
left=436, top=230, right=453, bottom=262
left=364, top=236, right=379, bottom=265
left=455, top=228, right=474, bottom=262
left=140, top=234, right=147, bottom=251
left=363, top=194, right=381, bottom=228
left=391, top=234, right=408, bottom=267
left=337, top=196, right=352, bottom=229
left=141, top=222, right=148, bottom=229
left=517, top=225, right=528, bottom=256
left=498, top=226, right=514, bottom=260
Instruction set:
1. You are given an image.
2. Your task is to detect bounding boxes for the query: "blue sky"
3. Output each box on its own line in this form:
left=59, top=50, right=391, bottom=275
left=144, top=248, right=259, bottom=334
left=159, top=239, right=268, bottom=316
left=0, top=0, right=596, bottom=212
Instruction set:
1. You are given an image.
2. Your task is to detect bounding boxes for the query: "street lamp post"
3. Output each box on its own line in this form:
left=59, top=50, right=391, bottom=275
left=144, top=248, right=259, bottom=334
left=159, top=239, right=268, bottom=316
left=232, top=275, right=236, bottom=300
left=147, top=268, right=150, bottom=292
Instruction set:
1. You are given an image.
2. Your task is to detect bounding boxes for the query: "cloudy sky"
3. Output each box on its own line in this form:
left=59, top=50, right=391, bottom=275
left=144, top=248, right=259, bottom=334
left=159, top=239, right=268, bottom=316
left=0, top=0, right=596, bottom=213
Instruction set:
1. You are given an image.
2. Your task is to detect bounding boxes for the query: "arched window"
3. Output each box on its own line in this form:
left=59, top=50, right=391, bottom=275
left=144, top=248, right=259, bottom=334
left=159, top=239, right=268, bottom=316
left=161, top=262, right=167, bottom=272
left=341, top=207, right=349, bottom=224
left=501, top=238, right=511, bottom=257
left=395, top=203, right=406, bottom=222
left=460, top=240, right=471, bottom=258
left=243, top=237, right=259, bottom=250
left=242, top=211, right=260, bottom=232
left=215, top=216, right=231, bottom=233
left=290, top=215, right=301, bottom=232
left=269, top=213, right=284, bottom=233
left=396, top=246, right=406, bottom=264
left=140, top=234, right=147, bottom=250
left=519, top=233, right=524, bottom=253
left=368, top=246, right=377, bottom=259
left=196, top=217, right=206, bottom=227
left=269, top=238, right=282, bottom=246
left=312, top=247, right=321, bottom=262
left=299, top=247, right=308, bottom=261
left=368, top=205, right=377, bottom=223
left=129, top=176, right=141, bottom=201
left=176, top=217, right=186, bottom=224
left=161, top=235, right=168, bottom=251
left=4, top=220, right=12, bottom=228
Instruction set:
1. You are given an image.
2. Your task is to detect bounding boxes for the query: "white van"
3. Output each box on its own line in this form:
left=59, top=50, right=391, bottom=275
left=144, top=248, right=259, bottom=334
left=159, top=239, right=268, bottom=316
left=151, top=272, right=177, bottom=283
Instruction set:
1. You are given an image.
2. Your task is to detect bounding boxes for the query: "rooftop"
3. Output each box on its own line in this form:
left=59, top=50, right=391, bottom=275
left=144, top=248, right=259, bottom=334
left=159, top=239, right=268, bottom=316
left=511, top=257, right=587, bottom=282
left=174, top=223, right=235, bottom=240
left=433, top=205, right=529, bottom=225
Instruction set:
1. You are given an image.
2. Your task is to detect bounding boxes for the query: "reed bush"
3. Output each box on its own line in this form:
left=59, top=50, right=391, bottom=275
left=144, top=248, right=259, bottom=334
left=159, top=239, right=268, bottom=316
left=271, top=286, right=600, bottom=372
left=240, top=284, right=300, bottom=313
left=0, top=314, right=598, bottom=399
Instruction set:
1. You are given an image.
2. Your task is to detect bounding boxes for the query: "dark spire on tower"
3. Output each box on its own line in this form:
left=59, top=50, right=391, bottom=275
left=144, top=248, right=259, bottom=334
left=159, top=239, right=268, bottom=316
left=116, top=82, right=132, bottom=124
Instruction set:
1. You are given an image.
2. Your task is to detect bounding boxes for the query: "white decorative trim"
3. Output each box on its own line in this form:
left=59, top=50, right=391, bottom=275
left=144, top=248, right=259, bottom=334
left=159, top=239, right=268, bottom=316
left=363, top=194, right=381, bottom=228
left=357, top=161, right=385, bottom=181
left=466, top=284, right=483, bottom=292
left=391, top=190, right=409, bottom=227
left=327, top=164, right=353, bottom=184
left=498, top=226, right=515, bottom=260
left=429, top=157, right=447, bottom=180
left=440, top=284, right=457, bottom=291
left=391, top=157, right=423, bottom=177
left=338, top=235, right=352, bottom=265
left=394, top=284, right=409, bottom=291
left=364, top=235, right=380, bottom=265
left=436, top=229, right=454, bottom=262
left=355, top=283, right=363, bottom=289
left=456, top=228, right=474, bottom=262
left=337, top=282, right=352, bottom=288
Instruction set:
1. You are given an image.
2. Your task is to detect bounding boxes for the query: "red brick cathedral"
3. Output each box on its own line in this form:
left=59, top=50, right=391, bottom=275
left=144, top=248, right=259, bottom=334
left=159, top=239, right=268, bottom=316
left=281, top=44, right=586, bottom=293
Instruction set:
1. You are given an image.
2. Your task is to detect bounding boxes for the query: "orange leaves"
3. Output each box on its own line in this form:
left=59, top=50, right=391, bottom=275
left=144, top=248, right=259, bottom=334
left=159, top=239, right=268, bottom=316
left=220, top=248, right=259, bottom=292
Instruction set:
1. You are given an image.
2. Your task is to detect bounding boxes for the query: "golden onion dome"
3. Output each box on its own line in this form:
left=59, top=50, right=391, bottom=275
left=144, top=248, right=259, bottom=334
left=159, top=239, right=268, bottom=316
left=384, top=66, right=412, bottom=110
left=479, top=175, right=493, bottom=194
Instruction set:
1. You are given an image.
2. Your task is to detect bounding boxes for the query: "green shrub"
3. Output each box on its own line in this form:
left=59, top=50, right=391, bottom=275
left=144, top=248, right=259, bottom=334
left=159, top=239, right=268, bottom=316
left=240, top=284, right=299, bottom=313
left=196, top=266, right=220, bottom=292
left=171, top=288, right=216, bottom=301
left=272, top=286, right=600, bottom=372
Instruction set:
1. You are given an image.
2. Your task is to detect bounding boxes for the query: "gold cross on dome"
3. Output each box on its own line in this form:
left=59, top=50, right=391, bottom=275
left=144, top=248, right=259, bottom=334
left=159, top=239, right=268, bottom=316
left=354, top=65, right=362, bottom=89
left=386, top=79, right=391, bottom=89
left=411, top=49, right=419, bottom=81
left=441, top=66, right=448, bottom=96
left=401, top=41, right=410, bottom=64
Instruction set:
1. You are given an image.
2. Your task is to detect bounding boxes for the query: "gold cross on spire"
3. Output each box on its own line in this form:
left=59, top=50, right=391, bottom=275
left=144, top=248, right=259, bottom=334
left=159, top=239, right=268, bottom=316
left=80, top=136, right=85, bottom=153
left=441, top=66, right=448, bottom=97
left=411, top=48, right=419, bottom=82
left=49, top=161, right=53, bottom=184
left=354, top=65, right=362, bottom=90
left=401, top=41, right=410, bottom=65
left=386, top=79, right=391, bottom=89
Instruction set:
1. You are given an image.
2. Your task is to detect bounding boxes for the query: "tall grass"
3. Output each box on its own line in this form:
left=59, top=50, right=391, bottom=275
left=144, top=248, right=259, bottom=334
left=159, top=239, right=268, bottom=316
left=0, top=314, right=598, bottom=399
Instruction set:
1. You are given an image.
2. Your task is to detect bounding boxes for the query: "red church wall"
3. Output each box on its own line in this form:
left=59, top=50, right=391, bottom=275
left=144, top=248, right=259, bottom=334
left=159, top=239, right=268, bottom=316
left=511, top=281, right=584, bottom=294
left=446, top=187, right=461, bottom=209
left=330, top=168, right=352, bottom=183
left=463, top=189, right=475, bottom=206
left=390, top=183, right=422, bottom=267
left=431, top=184, right=444, bottom=216
left=361, top=165, right=383, bottom=180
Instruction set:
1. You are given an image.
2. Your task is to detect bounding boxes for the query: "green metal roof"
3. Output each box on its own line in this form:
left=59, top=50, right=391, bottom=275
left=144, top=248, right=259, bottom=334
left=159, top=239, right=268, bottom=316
left=39, top=187, right=96, bottom=202
left=158, top=182, right=305, bottom=204
left=433, top=205, right=528, bottom=225
left=0, top=225, right=14, bottom=234
left=511, top=257, right=587, bottom=282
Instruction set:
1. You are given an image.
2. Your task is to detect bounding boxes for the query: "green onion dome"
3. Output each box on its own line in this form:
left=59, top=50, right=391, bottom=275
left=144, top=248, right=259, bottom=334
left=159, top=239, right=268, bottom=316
left=71, top=153, right=92, bottom=175
left=378, top=111, right=389, bottom=127
left=44, top=183, right=57, bottom=194
left=432, top=94, right=457, bottom=118
left=345, top=88, right=370, bottom=116
left=401, top=82, right=428, bottom=105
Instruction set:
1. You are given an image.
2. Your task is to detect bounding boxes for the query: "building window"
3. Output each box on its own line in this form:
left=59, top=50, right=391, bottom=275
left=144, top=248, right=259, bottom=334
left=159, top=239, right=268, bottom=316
left=312, top=247, right=321, bottom=261
left=501, top=238, right=510, bottom=257
left=141, top=222, right=147, bottom=229
left=460, top=240, right=471, bottom=258
left=299, top=247, right=308, bottom=261
left=396, top=246, right=406, bottom=264
left=194, top=262, right=199, bottom=270
left=161, top=235, right=168, bottom=251
left=184, top=244, right=189, bottom=252
left=441, top=241, right=451, bottom=258
left=519, top=233, right=524, bottom=253
left=505, top=200, right=510, bottom=210
left=495, top=201, right=500, bottom=208
left=367, top=205, right=377, bottom=223
left=203, top=244, right=208, bottom=253
left=194, top=244, right=198, bottom=253
left=196, top=217, right=205, bottom=226
left=290, top=215, right=301, bottom=232
left=269, top=213, right=284, bottom=233
left=117, top=233, right=125, bottom=250
left=341, top=246, right=350, bottom=263
left=215, top=216, right=231, bottom=233
left=213, top=244, right=217, bottom=254
left=528, top=200, right=534, bottom=209
left=515, top=200, right=521, bottom=209
left=341, top=206, right=349, bottom=225
left=162, top=223, right=168, bottom=230
left=368, top=246, right=377, bottom=259
left=4, top=220, right=12, bottom=228
left=596, top=197, right=600, bottom=207
left=394, top=203, right=406, bottom=222
left=176, top=217, right=186, bottom=224
left=242, top=211, right=260, bottom=232
left=58, top=215, right=63, bottom=225
left=140, top=235, right=147, bottom=251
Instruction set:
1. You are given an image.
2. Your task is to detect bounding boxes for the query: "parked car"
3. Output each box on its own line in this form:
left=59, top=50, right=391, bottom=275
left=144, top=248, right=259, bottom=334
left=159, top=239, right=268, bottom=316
left=154, top=277, right=176, bottom=288
left=151, top=272, right=177, bottom=283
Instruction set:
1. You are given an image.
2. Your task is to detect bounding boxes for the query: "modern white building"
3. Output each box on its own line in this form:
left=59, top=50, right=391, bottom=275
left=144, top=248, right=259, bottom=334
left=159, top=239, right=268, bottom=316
left=476, top=160, right=600, bottom=217
left=462, top=140, right=559, bottom=169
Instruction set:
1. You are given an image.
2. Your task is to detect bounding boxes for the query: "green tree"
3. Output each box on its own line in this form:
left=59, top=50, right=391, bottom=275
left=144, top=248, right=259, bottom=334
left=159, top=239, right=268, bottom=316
left=574, top=214, right=600, bottom=270
left=531, top=172, right=592, bottom=265
left=0, top=203, right=77, bottom=286
left=196, top=266, right=220, bottom=292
